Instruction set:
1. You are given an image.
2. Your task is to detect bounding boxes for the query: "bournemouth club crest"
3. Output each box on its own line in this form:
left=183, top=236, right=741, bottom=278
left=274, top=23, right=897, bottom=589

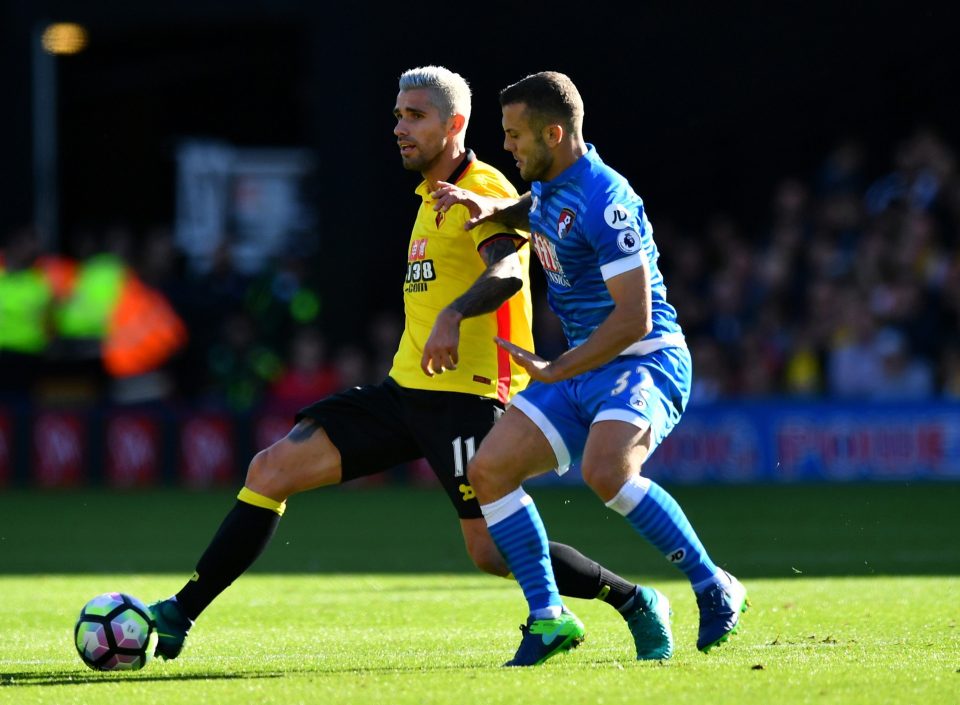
left=557, top=208, right=576, bottom=239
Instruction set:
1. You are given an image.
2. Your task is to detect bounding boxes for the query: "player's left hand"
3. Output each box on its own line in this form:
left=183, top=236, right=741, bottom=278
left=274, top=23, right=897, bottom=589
left=494, top=337, right=559, bottom=383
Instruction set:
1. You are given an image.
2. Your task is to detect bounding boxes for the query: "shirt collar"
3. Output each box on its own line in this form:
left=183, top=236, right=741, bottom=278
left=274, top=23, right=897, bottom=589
left=416, top=149, right=476, bottom=196
left=537, top=144, right=598, bottom=197
left=447, top=148, right=476, bottom=184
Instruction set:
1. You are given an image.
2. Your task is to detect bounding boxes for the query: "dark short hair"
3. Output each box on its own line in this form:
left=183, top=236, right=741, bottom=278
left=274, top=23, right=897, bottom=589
left=499, top=71, right=583, bottom=135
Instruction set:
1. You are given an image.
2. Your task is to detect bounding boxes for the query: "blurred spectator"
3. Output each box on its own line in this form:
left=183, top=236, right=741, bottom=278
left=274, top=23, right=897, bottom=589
left=366, top=310, right=403, bottom=382
left=870, top=327, right=934, bottom=400
left=687, top=337, right=726, bottom=405
left=782, top=325, right=823, bottom=397
left=244, top=254, right=323, bottom=352
left=51, top=226, right=187, bottom=400
left=733, top=301, right=789, bottom=397
left=826, top=296, right=883, bottom=399
left=2, top=223, right=187, bottom=405
left=0, top=225, right=59, bottom=399
left=160, top=241, right=251, bottom=398
left=205, top=311, right=283, bottom=412
left=333, top=343, right=371, bottom=389
left=865, top=127, right=955, bottom=216
left=266, top=326, right=339, bottom=412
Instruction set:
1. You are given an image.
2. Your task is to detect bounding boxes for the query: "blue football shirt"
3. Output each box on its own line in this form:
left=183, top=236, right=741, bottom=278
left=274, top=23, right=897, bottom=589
left=527, top=145, right=685, bottom=356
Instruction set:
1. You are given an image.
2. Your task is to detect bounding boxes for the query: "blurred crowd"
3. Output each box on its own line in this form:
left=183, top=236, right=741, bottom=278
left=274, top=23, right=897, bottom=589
left=2, top=126, right=959, bottom=411
left=656, top=126, right=960, bottom=405
left=0, top=219, right=393, bottom=414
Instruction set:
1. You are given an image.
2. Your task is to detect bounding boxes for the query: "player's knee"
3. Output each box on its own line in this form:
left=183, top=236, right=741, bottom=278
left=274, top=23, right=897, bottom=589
left=465, top=452, right=493, bottom=493
left=580, top=460, right=600, bottom=490
left=581, top=461, right=631, bottom=503
left=245, top=448, right=281, bottom=497
left=244, top=446, right=300, bottom=501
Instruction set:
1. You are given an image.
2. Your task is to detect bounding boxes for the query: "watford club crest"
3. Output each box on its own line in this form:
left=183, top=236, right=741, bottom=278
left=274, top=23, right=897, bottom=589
left=557, top=208, right=576, bottom=239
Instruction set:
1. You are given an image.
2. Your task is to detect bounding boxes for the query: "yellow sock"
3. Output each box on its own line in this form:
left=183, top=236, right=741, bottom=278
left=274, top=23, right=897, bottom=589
left=237, top=487, right=286, bottom=516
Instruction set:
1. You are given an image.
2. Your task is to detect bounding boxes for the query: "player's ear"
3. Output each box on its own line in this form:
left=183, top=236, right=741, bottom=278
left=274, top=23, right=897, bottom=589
left=448, top=113, right=467, bottom=137
left=543, top=123, right=564, bottom=147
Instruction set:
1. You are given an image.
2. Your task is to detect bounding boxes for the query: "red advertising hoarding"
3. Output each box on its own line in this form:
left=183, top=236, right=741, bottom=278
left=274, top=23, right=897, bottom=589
left=178, top=413, right=236, bottom=487
left=32, top=410, right=86, bottom=487
left=105, top=412, right=162, bottom=487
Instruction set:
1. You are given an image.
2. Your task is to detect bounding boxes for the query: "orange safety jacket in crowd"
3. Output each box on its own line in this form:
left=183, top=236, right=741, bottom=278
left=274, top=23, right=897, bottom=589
left=52, top=253, right=188, bottom=377
left=103, top=273, right=188, bottom=377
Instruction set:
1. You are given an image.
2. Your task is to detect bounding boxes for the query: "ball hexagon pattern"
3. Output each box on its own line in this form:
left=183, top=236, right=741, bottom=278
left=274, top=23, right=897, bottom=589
left=74, top=592, right=158, bottom=671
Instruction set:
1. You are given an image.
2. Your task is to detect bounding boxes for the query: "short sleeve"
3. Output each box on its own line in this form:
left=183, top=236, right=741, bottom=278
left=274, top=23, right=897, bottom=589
left=583, top=187, right=649, bottom=281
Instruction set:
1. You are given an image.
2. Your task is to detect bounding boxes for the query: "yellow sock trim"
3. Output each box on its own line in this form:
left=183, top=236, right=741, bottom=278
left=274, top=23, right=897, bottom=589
left=237, top=487, right=286, bottom=516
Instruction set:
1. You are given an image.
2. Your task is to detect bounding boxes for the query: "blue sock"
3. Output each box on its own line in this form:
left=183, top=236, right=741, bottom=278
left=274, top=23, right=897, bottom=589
left=607, top=475, right=719, bottom=587
left=481, top=487, right=562, bottom=618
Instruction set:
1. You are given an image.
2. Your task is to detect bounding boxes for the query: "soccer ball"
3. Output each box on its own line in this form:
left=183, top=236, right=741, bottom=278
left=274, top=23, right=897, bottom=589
left=74, top=592, right=158, bottom=671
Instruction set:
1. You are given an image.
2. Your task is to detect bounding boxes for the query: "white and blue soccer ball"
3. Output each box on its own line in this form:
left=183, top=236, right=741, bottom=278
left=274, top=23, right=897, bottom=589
left=74, top=592, right=157, bottom=671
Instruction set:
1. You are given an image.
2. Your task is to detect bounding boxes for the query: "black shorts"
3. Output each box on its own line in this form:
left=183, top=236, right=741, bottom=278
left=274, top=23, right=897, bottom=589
left=296, top=377, right=504, bottom=519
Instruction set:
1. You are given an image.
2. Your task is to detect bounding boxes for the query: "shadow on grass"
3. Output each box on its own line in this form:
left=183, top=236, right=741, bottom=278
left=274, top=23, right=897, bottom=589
left=0, top=664, right=513, bottom=684
left=1, top=484, right=958, bottom=577
left=0, top=671, right=284, bottom=687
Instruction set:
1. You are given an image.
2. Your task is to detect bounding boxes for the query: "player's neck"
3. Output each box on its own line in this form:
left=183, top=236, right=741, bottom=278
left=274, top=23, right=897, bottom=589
left=545, top=138, right=587, bottom=182
left=422, top=144, right=468, bottom=188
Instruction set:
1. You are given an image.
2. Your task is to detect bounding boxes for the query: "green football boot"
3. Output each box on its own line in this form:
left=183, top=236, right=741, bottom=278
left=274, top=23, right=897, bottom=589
left=148, top=597, right=194, bottom=660
left=504, top=609, right=585, bottom=667
left=623, top=587, right=674, bottom=660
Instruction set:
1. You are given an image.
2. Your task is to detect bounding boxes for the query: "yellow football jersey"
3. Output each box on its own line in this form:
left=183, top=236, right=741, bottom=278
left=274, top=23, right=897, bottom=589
left=389, top=151, right=534, bottom=402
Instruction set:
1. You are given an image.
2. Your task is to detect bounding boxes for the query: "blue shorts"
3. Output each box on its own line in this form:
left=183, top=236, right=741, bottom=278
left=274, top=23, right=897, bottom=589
left=510, top=346, right=691, bottom=475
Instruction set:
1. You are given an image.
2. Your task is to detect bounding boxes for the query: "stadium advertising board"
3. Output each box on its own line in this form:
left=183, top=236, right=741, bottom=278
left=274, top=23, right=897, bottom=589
left=32, top=410, right=87, bottom=488
left=652, top=402, right=960, bottom=483
left=4, top=401, right=959, bottom=486
left=104, top=412, right=163, bottom=488
left=177, top=413, right=236, bottom=488
left=532, top=401, right=960, bottom=485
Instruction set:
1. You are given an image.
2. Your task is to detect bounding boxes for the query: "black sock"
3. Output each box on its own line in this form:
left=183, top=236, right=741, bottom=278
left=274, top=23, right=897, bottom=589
left=175, top=500, right=281, bottom=621
left=548, top=541, right=637, bottom=610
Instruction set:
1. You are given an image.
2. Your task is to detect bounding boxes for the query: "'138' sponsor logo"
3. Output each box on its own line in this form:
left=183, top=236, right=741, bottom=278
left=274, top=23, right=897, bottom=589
left=406, top=259, right=436, bottom=282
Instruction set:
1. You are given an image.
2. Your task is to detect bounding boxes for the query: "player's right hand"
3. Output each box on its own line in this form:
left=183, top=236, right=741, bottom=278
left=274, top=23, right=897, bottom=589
left=430, top=181, right=494, bottom=230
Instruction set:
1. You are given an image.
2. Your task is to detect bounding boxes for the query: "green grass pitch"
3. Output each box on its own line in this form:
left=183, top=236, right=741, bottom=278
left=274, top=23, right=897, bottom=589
left=1, top=483, right=958, bottom=704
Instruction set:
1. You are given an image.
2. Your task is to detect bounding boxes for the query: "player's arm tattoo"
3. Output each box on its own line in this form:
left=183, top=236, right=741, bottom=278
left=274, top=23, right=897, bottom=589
left=447, top=236, right=525, bottom=318
left=489, top=193, right=533, bottom=230
left=287, top=419, right=322, bottom=443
